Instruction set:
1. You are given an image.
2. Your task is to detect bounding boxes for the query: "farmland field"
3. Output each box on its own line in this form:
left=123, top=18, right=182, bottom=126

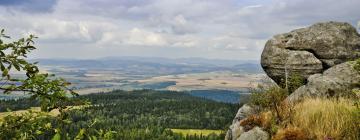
left=171, top=129, right=224, bottom=136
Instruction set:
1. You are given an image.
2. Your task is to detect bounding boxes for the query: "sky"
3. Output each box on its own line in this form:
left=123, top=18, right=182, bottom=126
left=0, top=0, right=359, bottom=60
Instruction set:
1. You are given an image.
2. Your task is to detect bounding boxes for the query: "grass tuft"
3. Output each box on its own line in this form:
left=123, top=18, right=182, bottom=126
left=292, top=98, right=359, bottom=140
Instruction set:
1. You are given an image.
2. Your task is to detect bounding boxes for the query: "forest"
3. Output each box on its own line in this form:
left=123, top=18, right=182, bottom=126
left=1, top=90, right=239, bottom=139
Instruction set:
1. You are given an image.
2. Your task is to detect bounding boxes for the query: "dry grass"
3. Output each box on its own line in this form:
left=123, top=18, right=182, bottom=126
left=240, top=111, right=274, bottom=132
left=292, top=98, right=359, bottom=140
left=272, top=126, right=309, bottom=140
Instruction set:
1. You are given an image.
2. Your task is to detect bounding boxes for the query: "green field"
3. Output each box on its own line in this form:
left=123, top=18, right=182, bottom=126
left=171, top=129, right=224, bottom=136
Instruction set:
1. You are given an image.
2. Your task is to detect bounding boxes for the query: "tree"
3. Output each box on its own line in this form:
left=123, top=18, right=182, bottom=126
left=0, top=29, right=79, bottom=139
left=0, top=29, right=78, bottom=112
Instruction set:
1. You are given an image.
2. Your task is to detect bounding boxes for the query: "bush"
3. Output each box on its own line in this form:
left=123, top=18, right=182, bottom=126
left=278, top=73, right=307, bottom=93
left=272, top=126, right=309, bottom=140
left=292, top=98, right=359, bottom=140
left=239, top=111, right=281, bottom=135
left=250, top=85, right=288, bottom=122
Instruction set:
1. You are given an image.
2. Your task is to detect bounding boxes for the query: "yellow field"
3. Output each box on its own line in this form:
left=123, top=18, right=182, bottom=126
left=170, top=129, right=224, bottom=136
left=0, top=106, right=83, bottom=118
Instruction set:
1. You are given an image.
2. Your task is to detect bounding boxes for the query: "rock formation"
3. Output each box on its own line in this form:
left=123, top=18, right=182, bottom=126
left=226, top=21, right=360, bottom=140
left=225, top=105, right=270, bottom=140
left=287, top=61, right=360, bottom=102
left=225, top=105, right=255, bottom=140
left=261, top=21, right=360, bottom=85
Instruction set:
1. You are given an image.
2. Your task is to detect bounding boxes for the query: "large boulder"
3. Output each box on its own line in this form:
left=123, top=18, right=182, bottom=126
left=261, top=21, right=360, bottom=85
left=287, top=61, right=360, bottom=102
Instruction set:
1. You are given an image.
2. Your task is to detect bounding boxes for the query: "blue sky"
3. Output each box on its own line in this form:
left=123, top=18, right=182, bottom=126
left=0, top=0, right=359, bottom=60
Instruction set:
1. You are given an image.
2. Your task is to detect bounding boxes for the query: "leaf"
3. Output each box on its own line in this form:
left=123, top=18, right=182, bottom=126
left=13, top=62, right=20, bottom=71
left=2, top=68, right=8, bottom=77
left=75, top=128, right=86, bottom=140
left=18, top=59, right=27, bottom=65
left=51, top=133, right=61, bottom=140
left=91, top=136, right=97, bottom=140
left=0, top=63, right=5, bottom=71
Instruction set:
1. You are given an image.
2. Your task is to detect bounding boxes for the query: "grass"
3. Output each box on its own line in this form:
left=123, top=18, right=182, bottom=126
left=170, top=129, right=224, bottom=136
left=272, top=126, right=308, bottom=140
left=292, top=98, right=359, bottom=140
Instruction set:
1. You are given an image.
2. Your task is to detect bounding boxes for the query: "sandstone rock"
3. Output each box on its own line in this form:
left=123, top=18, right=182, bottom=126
left=225, top=121, right=245, bottom=140
left=287, top=61, right=360, bottom=102
left=237, top=127, right=269, bottom=140
left=232, top=104, right=255, bottom=124
left=261, top=21, right=360, bottom=84
left=225, top=105, right=255, bottom=140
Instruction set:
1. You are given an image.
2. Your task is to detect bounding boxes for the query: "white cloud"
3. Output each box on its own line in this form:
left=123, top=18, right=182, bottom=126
left=0, top=0, right=359, bottom=60
left=125, top=28, right=168, bottom=46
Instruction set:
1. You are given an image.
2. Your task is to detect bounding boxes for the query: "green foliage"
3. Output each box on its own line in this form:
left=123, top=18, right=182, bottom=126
left=287, top=73, right=306, bottom=93
left=250, top=85, right=288, bottom=109
left=279, top=73, right=306, bottom=93
left=0, top=98, right=40, bottom=112
left=0, top=111, right=55, bottom=140
left=0, top=30, right=78, bottom=112
left=60, top=90, right=237, bottom=139
left=1, top=89, right=237, bottom=139
left=0, top=30, right=82, bottom=139
left=250, top=83, right=288, bottom=122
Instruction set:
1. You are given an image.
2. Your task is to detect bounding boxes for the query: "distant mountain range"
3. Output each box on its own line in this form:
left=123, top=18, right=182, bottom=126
left=33, top=57, right=263, bottom=75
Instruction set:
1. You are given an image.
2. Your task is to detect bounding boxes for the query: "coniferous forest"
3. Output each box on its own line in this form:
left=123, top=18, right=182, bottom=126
left=0, top=90, right=239, bottom=139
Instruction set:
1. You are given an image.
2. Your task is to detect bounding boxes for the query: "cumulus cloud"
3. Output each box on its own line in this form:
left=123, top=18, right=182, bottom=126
left=125, top=28, right=167, bottom=46
left=0, top=0, right=359, bottom=60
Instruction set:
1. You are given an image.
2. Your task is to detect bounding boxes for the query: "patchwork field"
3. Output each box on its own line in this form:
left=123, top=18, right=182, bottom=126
left=170, top=129, right=224, bottom=136
left=137, top=71, right=265, bottom=91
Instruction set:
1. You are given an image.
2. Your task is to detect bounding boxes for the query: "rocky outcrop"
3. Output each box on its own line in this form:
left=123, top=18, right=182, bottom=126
left=227, top=21, right=360, bottom=140
left=287, top=61, right=360, bottom=102
left=231, top=104, right=255, bottom=124
left=225, top=105, right=260, bottom=140
left=261, top=21, right=360, bottom=85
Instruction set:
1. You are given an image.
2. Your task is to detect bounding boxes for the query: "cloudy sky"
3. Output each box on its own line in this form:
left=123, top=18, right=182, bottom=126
left=0, top=0, right=359, bottom=60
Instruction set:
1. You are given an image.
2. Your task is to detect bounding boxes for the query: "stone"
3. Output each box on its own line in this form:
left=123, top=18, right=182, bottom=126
left=225, top=121, right=245, bottom=140
left=287, top=61, right=360, bottom=102
left=232, top=104, right=255, bottom=124
left=225, top=104, right=255, bottom=140
left=261, top=21, right=360, bottom=85
left=237, top=127, right=269, bottom=140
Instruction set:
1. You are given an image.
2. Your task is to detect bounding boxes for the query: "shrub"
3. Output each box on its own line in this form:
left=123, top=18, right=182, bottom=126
left=272, top=126, right=309, bottom=140
left=272, top=127, right=309, bottom=140
left=239, top=111, right=277, bottom=133
left=292, top=98, right=359, bottom=140
left=279, top=73, right=307, bottom=93
left=239, top=114, right=263, bottom=131
left=250, top=85, right=288, bottom=122
left=0, top=111, right=56, bottom=139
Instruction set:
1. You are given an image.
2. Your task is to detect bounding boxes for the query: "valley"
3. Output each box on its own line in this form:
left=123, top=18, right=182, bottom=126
left=0, top=57, right=263, bottom=103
